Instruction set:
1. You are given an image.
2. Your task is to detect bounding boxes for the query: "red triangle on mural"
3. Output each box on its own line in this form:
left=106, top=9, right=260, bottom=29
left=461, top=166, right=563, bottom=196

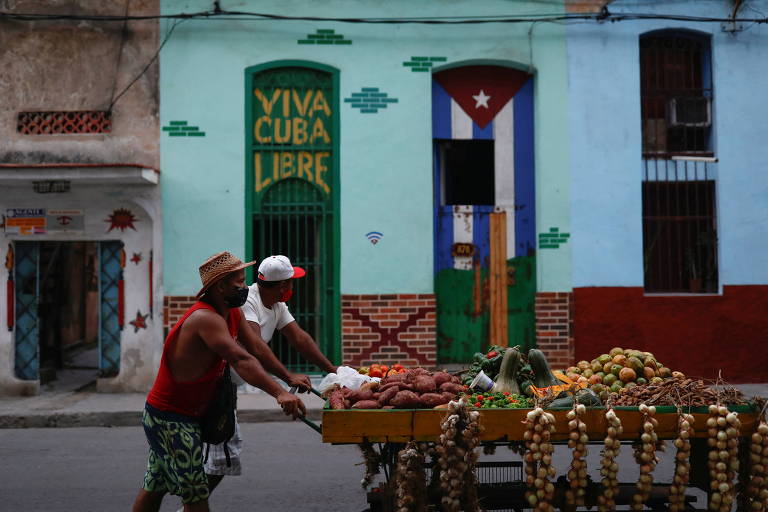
left=433, top=66, right=531, bottom=129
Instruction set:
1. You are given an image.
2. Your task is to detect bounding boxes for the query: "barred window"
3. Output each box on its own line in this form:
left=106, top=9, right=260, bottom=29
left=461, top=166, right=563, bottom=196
left=640, top=30, right=718, bottom=294
left=640, top=31, right=712, bottom=157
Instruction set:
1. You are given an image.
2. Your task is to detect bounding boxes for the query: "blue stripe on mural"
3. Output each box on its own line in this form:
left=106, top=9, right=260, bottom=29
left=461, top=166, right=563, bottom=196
left=472, top=119, right=493, bottom=140
left=513, top=77, right=536, bottom=257
left=473, top=206, right=492, bottom=268
left=434, top=142, right=454, bottom=273
left=432, top=81, right=451, bottom=139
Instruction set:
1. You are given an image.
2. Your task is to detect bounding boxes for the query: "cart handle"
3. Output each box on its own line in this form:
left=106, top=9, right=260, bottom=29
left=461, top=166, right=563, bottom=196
left=290, top=386, right=322, bottom=435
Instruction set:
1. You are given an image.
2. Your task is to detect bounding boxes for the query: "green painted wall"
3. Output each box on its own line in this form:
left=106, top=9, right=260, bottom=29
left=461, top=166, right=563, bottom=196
left=160, top=0, right=570, bottom=295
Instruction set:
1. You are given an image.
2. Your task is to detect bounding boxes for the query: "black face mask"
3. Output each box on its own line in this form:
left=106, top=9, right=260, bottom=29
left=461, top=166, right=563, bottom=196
left=223, top=286, right=249, bottom=308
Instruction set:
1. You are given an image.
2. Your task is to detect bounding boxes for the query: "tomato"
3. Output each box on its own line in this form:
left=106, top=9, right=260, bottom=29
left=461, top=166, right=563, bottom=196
left=484, top=396, right=493, bottom=401
left=503, top=392, right=510, bottom=396
left=380, top=365, right=389, bottom=373
left=369, top=369, right=383, bottom=378
left=393, top=364, right=404, bottom=371
left=474, top=402, right=482, bottom=407
left=486, top=351, right=499, bottom=359
left=476, top=395, right=484, bottom=400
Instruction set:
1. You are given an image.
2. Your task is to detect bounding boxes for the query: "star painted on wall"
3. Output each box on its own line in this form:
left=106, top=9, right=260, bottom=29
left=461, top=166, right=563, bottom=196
left=106, top=208, right=138, bottom=232
left=130, top=252, right=142, bottom=265
left=472, top=90, right=491, bottom=109
left=129, top=310, right=149, bottom=333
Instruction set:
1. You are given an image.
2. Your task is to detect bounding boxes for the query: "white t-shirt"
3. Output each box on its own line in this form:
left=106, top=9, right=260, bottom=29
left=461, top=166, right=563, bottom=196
left=240, top=283, right=295, bottom=342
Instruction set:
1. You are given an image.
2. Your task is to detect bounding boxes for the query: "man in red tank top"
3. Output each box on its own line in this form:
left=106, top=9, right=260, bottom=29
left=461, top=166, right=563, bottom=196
left=132, top=252, right=306, bottom=512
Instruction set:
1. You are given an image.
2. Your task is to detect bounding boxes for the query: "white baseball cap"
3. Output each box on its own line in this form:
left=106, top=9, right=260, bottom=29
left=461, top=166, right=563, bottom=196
left=257, top=255, right=306, bottom=282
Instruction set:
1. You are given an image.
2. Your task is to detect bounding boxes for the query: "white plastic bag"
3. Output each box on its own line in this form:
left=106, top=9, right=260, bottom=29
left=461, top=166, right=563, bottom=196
left=318, top=365, right=379, bottom=393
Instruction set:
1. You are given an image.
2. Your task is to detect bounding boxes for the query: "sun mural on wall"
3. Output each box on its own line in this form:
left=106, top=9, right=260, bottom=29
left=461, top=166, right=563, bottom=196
left=106, top=208, right=138, bottom=232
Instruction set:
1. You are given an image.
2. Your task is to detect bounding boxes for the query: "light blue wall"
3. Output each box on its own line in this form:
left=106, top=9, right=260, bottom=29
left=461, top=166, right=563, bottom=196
left=160, top=0, right=570, bottom=295
left=567, top=0, right=768, bottom=288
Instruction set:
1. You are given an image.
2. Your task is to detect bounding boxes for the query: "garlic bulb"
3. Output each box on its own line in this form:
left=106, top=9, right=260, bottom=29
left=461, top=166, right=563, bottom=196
left=668, top=413, right=695, bottom=511
left=632, top=403, right=658, bottom=510
left=436, top=398, right=482, bottom=511
left=598, top=406, right=623, bottom=511
left=524, top=407, right=556, bottom=511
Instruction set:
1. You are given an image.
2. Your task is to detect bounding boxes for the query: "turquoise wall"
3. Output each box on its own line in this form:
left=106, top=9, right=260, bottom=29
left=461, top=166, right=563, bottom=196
left=567, top=0, right=768, bottom=287
left=160, top=0, right=570, bottom=295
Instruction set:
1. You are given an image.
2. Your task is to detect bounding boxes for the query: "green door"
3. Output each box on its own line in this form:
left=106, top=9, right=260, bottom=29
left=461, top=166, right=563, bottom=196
left=245, top=61, right=340, bottom=372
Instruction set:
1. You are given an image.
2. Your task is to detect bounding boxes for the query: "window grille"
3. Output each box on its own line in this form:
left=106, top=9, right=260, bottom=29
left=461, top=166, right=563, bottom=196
left=642, top=159, right=718, bottom=294
left=17, top=111, right=111, bottom=135
left=640, top=32, right=712, bottom=158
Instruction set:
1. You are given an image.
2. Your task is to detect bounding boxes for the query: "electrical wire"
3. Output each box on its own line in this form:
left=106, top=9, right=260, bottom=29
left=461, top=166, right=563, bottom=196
left=107, top=18, right=183, bottom=112
left=0, top=8, right=766, bottom=25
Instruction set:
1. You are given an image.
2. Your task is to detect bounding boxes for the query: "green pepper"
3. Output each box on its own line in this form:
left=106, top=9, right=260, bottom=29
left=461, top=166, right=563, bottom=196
left=473, top=352, right=486, bottom=364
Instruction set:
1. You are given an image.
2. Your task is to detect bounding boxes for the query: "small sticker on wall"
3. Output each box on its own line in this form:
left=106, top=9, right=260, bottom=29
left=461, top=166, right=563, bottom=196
left=106, top=208, right=138, bottom=232
left=129, top=310, right=149, bottom=333
left=130, top=252, right=142, bottom=265
left=366, top=231, right=383, bottom=245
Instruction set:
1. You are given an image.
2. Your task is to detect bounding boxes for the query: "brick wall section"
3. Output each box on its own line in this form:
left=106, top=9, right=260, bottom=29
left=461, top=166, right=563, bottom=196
left=535, top=292, right=575, bottom=369
left=163, top=295, right=197, bottom=337
left=342, top=294, right=437, bottom=368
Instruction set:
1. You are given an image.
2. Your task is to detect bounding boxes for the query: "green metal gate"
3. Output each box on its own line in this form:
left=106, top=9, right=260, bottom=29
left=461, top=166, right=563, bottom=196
left=245, top=61, right=340, bottom=372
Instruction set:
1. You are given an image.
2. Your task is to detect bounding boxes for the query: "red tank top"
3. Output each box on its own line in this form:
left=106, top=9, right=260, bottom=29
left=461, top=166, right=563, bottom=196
left=146, top=302, right=240, bottom=417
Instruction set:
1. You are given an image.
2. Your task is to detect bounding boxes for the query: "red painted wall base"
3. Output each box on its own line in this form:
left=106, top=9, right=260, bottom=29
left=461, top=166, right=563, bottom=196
left=573, top=285, right=768, bottom=384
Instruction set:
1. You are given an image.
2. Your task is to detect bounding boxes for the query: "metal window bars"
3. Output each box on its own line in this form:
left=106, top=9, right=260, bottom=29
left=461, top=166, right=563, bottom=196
left=642, top=158, right=718, bottom=294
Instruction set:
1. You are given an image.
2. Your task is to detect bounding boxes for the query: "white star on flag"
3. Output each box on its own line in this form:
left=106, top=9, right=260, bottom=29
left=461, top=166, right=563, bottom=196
left=472, top=90, right=491, bottom=109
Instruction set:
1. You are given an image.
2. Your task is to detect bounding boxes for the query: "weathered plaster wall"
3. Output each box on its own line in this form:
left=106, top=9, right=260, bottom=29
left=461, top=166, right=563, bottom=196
left=159, top=0, right=570, bottom=296
left=0, top=0, right=160, bottom=168
left=0, top=178, right=162, bottom=395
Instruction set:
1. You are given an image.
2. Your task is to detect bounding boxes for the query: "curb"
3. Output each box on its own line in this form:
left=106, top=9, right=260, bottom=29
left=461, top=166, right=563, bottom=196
left=0, top=408, right=323, bottom=429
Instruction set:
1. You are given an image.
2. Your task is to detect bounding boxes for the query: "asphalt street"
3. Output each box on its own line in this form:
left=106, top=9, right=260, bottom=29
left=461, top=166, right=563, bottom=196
left=0, top=422, right=708, bottom=511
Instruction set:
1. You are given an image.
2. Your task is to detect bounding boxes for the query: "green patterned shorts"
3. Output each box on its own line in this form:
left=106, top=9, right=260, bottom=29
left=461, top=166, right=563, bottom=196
left=141, top=403, right=209, bottom=505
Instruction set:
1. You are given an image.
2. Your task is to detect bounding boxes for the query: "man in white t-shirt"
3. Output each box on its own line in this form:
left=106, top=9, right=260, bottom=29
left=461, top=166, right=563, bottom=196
left=201, top=255, right=337, bottom=497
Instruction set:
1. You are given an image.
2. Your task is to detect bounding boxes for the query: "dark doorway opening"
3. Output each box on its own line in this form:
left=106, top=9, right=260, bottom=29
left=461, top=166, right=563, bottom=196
left=38, top=242, right=100, bottom=391
left=438, top=139, right=495, bottom=205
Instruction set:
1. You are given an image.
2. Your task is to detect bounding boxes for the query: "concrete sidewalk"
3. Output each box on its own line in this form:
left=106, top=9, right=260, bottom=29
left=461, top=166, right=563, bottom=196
left=0, top=388, right=327, bottom=429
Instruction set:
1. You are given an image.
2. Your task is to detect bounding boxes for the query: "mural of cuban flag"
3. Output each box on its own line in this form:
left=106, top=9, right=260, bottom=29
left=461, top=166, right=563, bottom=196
left=432, top=65, right=535, bottom=273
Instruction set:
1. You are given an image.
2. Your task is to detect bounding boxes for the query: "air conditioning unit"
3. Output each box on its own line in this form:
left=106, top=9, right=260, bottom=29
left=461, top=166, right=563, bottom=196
left=668, top=97, right=711, bottom=127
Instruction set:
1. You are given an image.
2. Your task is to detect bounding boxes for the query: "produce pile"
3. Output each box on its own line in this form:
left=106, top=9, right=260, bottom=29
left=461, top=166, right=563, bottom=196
left=460, top=391, right=533, bottom=409
left=564, top=347, right=680, bottom=402
left=609, top=376, right=747, bottom=407
left=460, top=345, right=536, bottom=395
left=357, top=363, right=407, bottom=378
left=328, top=368, right=465, bottom=409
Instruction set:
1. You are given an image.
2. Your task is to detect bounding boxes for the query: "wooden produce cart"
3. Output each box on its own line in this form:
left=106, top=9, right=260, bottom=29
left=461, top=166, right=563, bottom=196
left=321, top=404, right=761, bottom=511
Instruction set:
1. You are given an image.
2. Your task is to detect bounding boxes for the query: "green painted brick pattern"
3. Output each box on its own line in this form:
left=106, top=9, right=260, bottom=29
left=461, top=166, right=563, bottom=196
left=344, top=87, right=398, bottom=114
left=403, top=56, right=447, bottom=72
left=298, top=29, right=352, bottom=45
left=538, top=227, right=571, bottom=249
left=162, top=120, right=205, bottom=137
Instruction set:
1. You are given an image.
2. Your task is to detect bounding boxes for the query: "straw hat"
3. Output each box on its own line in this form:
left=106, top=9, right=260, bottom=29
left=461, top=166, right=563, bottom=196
left=195, top=251, right=257, bottom=298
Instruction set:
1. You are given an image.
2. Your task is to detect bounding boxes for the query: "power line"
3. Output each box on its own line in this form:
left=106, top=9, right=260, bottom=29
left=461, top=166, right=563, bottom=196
left=0, top=8, right=766, bottom=25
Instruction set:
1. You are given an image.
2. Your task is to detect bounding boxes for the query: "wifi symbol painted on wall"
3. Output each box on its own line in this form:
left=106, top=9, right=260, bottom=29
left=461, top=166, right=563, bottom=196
left=365, top=231, right=383, bottom=245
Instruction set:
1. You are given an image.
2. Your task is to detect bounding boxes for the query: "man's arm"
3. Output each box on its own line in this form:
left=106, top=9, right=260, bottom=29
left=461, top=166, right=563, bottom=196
left=196, top=312, right=306, bottom=418
left=240, top=319, right=310, bottom=391
left=280, top=321, right=337, bottom=374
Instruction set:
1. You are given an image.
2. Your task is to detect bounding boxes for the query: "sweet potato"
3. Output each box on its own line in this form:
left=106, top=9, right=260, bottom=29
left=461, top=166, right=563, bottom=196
left=379, top=381, right=402, bottom=392
left=377, top=385, right=400, bottom=407
left=382, top=373, right=407, bottom=384
left=441, top=392, right=456, bottom=403
left=381, top=405, right=396, bottom=410
left=413, top=375, right=437, bottom=393
left=419, top=393, right=449, bottom=408
left=347, top=388, right=374, bottom=404
left=359, top=381, right=379, bottom=393
left=390, top=390, right=421, bottom=409
left=432, top=372, right=453, bottom=388
left=439, top=382, right=465, bottom=394
left=351, top=400, right=380, bottom=409
left=329, top=389, right=346, bottom=410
